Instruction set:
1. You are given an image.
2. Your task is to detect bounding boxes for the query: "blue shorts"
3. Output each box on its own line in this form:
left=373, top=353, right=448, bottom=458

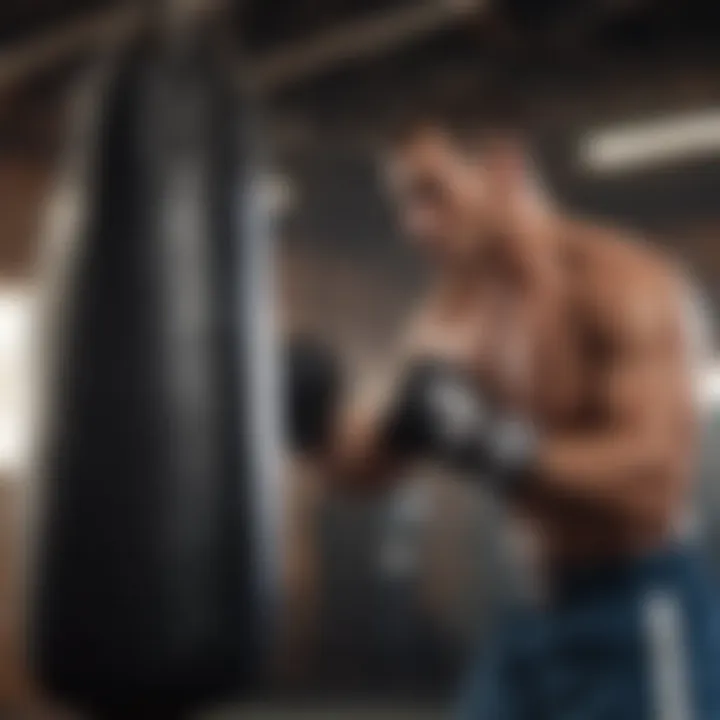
left=457, top=545, right=720, bottom=719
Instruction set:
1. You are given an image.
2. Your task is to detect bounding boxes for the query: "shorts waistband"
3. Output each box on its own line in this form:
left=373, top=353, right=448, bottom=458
left=549, top=542, right=702, bottom=604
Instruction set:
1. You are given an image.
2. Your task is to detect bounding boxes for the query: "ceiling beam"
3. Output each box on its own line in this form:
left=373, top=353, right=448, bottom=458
left=0, top=0, right=487, bottom=95
left=248, top=0, right=487, bottom=91
left=0, top=4, right=141, bottom=94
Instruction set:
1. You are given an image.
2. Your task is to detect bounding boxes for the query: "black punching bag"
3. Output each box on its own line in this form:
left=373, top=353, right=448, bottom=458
left=31, top=22, right=282, bottom=717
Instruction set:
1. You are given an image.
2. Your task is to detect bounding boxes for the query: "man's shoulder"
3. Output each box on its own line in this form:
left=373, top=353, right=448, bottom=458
left=573, top=222, right=676, bottom=282
left=571, top=223, right=684, bottom=342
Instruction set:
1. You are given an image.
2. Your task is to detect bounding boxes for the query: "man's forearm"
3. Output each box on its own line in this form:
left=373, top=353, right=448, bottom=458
left=324, top=375, right=409, bottom=494
left=326, top=428, right=396, bottom=493
left=532, top=430, right=676, bottom=522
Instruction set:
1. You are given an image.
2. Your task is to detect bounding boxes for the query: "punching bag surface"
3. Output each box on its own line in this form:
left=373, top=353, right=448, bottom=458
left=32, top=31, right=279, bottom=714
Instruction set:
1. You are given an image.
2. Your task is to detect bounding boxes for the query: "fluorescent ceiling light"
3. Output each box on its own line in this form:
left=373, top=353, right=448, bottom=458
left=0, top=286, right=33, bottom=478
left=702, top=366, right=720, bottom=407
left=580, top=109, right=720, bottom=174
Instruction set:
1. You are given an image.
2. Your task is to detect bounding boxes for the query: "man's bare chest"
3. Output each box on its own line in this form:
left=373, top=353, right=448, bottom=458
left=419, top=294, right=601, bottom=427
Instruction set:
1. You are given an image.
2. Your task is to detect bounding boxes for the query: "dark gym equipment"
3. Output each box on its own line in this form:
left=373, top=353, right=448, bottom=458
left=31, top=19, right=281, bottom=718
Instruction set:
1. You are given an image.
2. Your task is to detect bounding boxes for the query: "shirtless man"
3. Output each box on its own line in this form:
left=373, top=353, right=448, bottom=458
left=287, top=96, right=719, bottom=719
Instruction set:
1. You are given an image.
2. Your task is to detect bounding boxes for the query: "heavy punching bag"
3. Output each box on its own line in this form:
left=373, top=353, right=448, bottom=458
left=31, top=14, right=282, bottom=717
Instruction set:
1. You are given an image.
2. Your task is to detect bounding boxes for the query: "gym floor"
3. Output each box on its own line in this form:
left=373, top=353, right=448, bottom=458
left=205, top=708, right=443, bottom=720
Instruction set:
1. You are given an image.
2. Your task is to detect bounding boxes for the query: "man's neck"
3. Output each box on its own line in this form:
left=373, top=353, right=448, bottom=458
left=467, top=212, right=563, bottom=290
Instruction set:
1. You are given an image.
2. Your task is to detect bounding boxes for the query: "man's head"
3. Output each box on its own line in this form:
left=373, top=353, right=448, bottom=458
left=382, top=89, right=538, bottom=265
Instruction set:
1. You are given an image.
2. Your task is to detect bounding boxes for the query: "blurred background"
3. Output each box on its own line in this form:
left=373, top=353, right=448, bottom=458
left=1, top=0, right=720, bottom=717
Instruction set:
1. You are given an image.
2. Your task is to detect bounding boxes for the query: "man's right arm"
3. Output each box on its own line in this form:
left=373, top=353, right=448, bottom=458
left=289, top=301, right=502, bottom=494
left=327, top=371, right=410, bottom=493
left=288, top=310, right=432, bottom=494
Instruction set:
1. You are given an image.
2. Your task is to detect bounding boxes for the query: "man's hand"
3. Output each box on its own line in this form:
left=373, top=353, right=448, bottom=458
left=286, top=336, right=343, bottom=455
left=383, top=360, right=538, bottom=488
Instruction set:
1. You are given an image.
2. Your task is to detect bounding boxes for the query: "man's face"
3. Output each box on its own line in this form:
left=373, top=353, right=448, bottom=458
left=385, top=128, right=499, bottom=263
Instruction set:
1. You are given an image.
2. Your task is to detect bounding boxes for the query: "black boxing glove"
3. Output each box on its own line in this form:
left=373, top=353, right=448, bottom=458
left=286, top=336, right=342, bottom=454
left=383, top=360, right=538, bottom=491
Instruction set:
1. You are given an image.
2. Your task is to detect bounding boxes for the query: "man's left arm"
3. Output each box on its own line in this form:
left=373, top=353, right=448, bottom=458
left=531, top=278, right=695, bottom=524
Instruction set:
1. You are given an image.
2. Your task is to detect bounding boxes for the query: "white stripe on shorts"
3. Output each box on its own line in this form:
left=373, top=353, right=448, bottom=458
left=642, top=589, right=694, bottom=720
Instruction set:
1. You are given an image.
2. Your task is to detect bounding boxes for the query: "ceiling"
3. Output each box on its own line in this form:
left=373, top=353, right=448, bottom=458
left=1, top=1, right=720, bottom=289
left=0, top=0, right=717, bottom=57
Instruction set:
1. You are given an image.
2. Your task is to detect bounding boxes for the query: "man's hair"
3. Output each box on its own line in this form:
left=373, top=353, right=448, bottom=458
left=384, top=80, right=527, bottom=150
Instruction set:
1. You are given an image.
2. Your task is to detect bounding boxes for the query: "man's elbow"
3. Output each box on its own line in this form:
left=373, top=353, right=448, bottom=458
left=618, top=437, right=683, bottom=526
left=621, top=426, right=677, bottom=477
left=325, top=443, right=396, bottom=496
left=619, top=477, right=679, bottom=528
